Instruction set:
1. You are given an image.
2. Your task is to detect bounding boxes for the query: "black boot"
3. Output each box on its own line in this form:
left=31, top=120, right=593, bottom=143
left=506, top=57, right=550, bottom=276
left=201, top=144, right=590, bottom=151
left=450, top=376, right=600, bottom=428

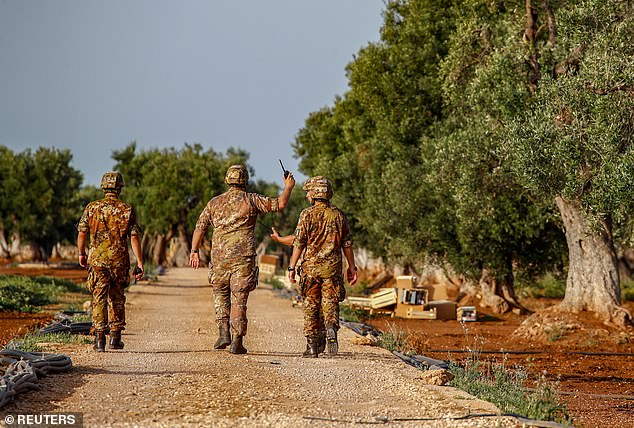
left=326, top=326, right=338, bottom=355
left=109, top=331, right=124, bottom=350
left=94, top=332, right=106, bottom=352
left=317, top=329, right=326, bottom=354
left=214, top=323, right=232, bottom=349
left=302, top=337, right=319, bottom=358
left=229, top=335, right=247, bottom=354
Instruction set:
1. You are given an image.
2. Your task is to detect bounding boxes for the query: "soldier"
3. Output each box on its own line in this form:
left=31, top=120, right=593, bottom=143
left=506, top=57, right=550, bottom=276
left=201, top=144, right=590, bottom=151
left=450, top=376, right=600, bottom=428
left=77, top=171, right=144, bottom=352
left=270, top=176, right=328, bottom=354
left=287, top=177, right=357, bottom=357
left=190, top=164, right=295, bottom=354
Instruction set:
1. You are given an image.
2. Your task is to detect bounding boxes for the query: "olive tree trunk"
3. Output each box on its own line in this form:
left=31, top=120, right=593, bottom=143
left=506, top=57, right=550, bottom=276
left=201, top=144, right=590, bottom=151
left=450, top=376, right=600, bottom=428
left=555, top=196, right=631, bottom=326
left=478, top=266, right=526, bottom=315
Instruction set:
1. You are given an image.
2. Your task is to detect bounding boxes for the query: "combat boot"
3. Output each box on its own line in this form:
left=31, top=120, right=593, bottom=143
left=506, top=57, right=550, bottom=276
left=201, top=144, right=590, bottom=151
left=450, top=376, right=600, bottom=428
left=109, top=331, right=124, bottom=350
left=93, top=332, right=106, bottom=352
left=229, top=336, right=247, bottom=354
left=317, top=329, right=326, bottom=354
left=302, top=337, right=319, bottom=358
left=213, top=323, right=231, bottom=349
left=326, top=326, right=338, bottom=355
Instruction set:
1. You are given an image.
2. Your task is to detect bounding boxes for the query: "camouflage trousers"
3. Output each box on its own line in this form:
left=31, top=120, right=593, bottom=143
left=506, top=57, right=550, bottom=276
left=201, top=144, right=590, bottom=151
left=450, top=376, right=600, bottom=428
left=87, top=266, right=128, bottom=334
left=209, top=256, right=258, bottom=337
left=302, top=274, right=342, bottom=338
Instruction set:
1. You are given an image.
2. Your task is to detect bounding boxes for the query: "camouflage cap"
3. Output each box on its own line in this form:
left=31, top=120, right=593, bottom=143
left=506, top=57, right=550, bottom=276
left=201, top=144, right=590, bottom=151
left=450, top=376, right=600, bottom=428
left=225, top=164, right=249, bottom=187
left=100, top=171, right=124, bottom=192
left=310, top=176, right=333, bottom=200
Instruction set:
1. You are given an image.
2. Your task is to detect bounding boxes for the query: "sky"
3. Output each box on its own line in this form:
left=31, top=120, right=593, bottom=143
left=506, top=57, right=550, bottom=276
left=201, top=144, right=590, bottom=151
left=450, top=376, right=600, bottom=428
left=0, top=0, right=384, bottom=187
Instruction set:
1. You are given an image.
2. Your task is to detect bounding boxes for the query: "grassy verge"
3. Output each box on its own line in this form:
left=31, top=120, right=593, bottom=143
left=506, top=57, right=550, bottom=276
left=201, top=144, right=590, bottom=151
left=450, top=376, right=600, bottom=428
left=0, top=274, right=89, bottom=312
left=339, top=304, right=375, bottom=323
left=448, top=355, right=571, bottom=424
left=372, top=321, right=571, bottom=424
left=5, top=332, right=92, bottom=352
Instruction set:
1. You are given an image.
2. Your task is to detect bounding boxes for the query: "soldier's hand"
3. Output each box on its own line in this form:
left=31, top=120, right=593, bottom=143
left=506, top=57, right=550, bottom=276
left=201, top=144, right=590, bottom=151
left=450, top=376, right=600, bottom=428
left=78, top=254, right=88, bottom=268
left=190, top=252, right=200, bottom=269
left=270, top=227, right=280, bottom=242
left=283, top=172, right=295, bottom=189
left=347, top=266, right=358, bottom=286
left=134, top=264, right=144, bottom=280
left=288, top=269, right=296, bottom=284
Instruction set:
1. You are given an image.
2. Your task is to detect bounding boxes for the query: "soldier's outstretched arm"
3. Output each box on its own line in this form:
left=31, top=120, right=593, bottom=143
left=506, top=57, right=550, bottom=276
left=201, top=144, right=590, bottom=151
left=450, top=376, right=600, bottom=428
left=189, top=228, right=205, bottom=269
left=270, top=227, right=295, bottom=247
left=277, top=172, right=295, bottom=209
left=130, top=234, right=144, bottom=280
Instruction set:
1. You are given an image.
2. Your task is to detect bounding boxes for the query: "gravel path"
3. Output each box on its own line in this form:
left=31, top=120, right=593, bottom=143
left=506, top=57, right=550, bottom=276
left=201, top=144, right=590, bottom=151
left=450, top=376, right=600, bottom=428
left=1, top=268, right=521, bottom=427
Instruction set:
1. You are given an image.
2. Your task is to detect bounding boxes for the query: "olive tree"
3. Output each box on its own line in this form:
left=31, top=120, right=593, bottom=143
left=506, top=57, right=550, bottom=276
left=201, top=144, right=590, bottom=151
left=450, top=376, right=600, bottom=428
left=504, top=0, right=634, bottom=325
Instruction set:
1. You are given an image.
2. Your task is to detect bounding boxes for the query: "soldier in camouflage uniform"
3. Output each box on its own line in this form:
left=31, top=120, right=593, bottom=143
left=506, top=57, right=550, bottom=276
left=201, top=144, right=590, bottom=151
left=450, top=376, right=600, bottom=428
left=270, top=176, right=329, bottom=354
left=77, top=172, right=144, bottom=352
left=288, top=177, right=357, bottom=357
left=190, top=164, right=295, bottom=354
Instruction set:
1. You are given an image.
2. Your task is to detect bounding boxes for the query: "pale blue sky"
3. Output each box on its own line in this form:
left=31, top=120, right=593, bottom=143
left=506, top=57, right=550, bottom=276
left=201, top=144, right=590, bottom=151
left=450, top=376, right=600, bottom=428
left=0, top=0, right=384, bottom=186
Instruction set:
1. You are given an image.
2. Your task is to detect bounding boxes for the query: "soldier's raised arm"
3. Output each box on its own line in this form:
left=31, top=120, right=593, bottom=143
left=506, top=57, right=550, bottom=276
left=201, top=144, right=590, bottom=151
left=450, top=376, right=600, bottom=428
left=277, top=172, right=295, bottom=209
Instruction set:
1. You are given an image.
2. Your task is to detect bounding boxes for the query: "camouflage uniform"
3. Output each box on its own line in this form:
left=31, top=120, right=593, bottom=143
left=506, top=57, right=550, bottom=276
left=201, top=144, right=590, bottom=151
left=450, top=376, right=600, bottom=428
left=293, top=202, right=352, bottom=338
left=78, top=195, right=141, bottom=334
left=195, top=188, right=280, bottom=337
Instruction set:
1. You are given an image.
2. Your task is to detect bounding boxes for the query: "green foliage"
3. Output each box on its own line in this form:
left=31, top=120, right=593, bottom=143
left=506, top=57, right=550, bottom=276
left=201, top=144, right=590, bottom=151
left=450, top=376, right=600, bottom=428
left=5, top=332, right=92, bottom=352
left=516, top=273, right=567, bottom=299
left=0, top=276, right=59, bottom=312
left=346, top=280, right=371, bottom=296
left=112, top=142, right=247, bottom=235
left=449, top=358, right=571, bottom=424
left=293, top=0, right=567, bottom=286
left=251, top=178, right=308, bottom=252
left=504, top=1, right=634, bottom=231
left=0, top=275, right=84, bottom=312
left=0, top=146, right=83, bottom=256
left=339, top=304, right=372, bottom=323
left=377, top=322, right=407, bottom=352
left=29, top=275, right=86, bottom=293
left=621, top=277, right=634, bottom=301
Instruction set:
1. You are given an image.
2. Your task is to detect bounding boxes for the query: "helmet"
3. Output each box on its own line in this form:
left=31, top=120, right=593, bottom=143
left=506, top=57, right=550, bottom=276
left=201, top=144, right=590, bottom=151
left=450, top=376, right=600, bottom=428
left=310, top=177, right=333, bottom=200
left=225, top=165, right=249, bottom=187
left=302, top=176, right=320, bottom=192
left=100, top=171, right=125, bottom=193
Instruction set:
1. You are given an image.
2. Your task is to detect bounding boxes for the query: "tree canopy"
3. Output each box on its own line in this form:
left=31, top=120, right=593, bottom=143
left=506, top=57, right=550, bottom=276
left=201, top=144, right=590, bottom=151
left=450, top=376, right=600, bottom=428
left=293, top=0, right=632, bottom=319
left=0, top=146, right=83, bottom=259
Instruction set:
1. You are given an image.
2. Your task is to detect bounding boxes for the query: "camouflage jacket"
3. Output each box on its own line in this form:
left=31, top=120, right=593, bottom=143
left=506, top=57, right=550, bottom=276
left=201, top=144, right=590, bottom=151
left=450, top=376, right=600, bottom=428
left=293, top=201, right=352, bottom=279
left=78, top=195, right=141, bottom=269
left=195, top=188, right=279, bottom=264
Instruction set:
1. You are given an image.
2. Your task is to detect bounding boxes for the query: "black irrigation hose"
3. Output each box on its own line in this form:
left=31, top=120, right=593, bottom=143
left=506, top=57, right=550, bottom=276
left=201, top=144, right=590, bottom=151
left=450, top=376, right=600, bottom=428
left=0, top=350, right=73, bottom=409
left=304, top=413, right=571, bottom=428
left=392, top=351, right=449, bottom=370
left=341, top=321, right=634, bottom=358
left=426, top=349, right=634, bottom=357
left=39, top=321, right=92, bottom=335
left=340, top=320, right=382, bottom=337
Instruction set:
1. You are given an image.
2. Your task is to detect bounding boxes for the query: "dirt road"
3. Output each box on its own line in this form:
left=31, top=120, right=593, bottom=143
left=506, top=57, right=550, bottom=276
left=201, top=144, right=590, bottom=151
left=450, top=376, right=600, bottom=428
left=1, top=268, right=520, bottom=427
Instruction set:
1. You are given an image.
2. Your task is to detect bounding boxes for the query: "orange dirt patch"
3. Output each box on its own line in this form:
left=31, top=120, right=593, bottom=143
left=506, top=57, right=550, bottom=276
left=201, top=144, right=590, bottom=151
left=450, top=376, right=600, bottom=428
left=0, top=312, right=53, bottom=348
left=368, top=299, right=634, bottom=428
left=0, top=261, right=88, bottom=347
